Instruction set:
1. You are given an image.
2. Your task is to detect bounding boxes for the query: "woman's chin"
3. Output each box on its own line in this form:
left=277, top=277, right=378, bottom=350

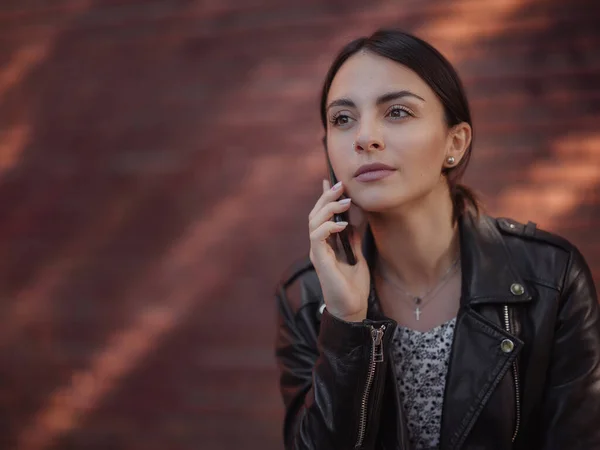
left=352, top=194, right=400, bottom=214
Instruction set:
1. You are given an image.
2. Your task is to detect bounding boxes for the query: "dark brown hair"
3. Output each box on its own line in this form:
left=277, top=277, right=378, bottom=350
left=320, top=28, right=481, bottom=224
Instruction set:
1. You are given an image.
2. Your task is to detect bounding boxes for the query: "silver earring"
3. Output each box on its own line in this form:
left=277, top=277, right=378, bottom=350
left=446, top=156, right=455, bottom=165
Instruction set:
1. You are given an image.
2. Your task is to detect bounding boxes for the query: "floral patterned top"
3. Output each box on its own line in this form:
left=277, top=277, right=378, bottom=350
left=392, top=318, right=456, bottom=450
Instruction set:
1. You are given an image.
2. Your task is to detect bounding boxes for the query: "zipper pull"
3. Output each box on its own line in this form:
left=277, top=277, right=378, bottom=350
left=371, top=325, right=385, bottom=363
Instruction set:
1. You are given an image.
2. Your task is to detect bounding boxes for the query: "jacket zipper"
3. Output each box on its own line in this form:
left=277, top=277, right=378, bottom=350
left=355, top=324, right=386, bottom=448
left=503, top=305, right=521, bottom=443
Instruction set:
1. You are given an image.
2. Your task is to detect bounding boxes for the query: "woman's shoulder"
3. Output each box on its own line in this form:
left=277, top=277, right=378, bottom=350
left=489, top=215, right=591, bottom=290
left=492, top=215, right=575, bottom=252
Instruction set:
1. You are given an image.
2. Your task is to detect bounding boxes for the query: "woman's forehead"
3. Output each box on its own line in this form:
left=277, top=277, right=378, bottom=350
left=327, top=52, right=432, bottom=104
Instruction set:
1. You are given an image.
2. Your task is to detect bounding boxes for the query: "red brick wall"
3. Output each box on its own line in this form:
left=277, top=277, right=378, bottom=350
left=1, top=1, right=599, bottom=449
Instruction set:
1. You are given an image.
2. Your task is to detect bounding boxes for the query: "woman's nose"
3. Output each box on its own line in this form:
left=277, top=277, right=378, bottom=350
left=354, top=136, right=385, bottom=152
left=354, top=120, right=385, bottom=152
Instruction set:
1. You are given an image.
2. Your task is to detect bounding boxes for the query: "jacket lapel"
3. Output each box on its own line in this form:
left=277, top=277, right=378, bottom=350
left=439, top=307, right=524, bottom=449
left=439, top=214, right=531, bottom=449
left=458, top=214, right=531, bottom=307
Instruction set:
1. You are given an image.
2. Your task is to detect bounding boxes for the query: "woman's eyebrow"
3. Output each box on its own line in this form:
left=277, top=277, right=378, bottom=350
left=376, top=90, right=426, bottom=104
left=326, top=90, right=426, bottom=112
left=326, top=98, right=355, bottom=111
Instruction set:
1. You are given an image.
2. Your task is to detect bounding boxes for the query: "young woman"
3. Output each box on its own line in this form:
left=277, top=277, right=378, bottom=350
left=274, top=29, right=600, bottom=450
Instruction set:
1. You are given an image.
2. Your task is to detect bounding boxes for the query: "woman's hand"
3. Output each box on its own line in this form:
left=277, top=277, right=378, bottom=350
left=308, top=180, right=371, bottom=322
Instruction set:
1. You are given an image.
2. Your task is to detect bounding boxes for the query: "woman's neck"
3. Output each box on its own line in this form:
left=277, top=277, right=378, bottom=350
left=368, top=181, right=460, bottom=293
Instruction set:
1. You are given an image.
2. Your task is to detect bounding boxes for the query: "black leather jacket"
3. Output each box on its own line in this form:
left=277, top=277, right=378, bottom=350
left=275, top=214, right=600, bottom=450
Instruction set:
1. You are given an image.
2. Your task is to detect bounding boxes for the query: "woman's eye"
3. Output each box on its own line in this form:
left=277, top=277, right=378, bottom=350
left=330, top=114, right=352, bottom=127
left=387, top=106, right=412, bottom=119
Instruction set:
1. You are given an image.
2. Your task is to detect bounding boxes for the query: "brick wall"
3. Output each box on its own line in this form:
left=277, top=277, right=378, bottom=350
left=0, top=1, right=599, bottom=449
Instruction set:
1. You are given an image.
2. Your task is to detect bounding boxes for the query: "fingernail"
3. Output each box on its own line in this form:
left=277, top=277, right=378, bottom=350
left=336, top=221, right=348, bottom=227
left=339, top=198, right=351, bottom=205
left=332, top=181, right=342, bottom=190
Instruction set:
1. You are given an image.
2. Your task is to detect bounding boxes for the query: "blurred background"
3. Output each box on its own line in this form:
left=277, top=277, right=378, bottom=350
left=1, top=0, right=599, bottom=449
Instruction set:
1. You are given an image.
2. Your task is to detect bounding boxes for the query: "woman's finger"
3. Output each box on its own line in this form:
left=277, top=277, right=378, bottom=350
left=310, top=220, right=348, bottom=248
left=308, top=198, right=352, bottom=232
left=309, top=181, right=344, bottom=221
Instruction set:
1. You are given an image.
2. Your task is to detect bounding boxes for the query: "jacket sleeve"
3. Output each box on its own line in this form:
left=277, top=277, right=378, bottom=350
left=540, top=248, right=600, bottom=449
left=274, top=275, right=393, bottom=450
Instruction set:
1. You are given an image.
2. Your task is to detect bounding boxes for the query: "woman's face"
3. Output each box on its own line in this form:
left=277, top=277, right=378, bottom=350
left=325, top=50, right=467, bottom=212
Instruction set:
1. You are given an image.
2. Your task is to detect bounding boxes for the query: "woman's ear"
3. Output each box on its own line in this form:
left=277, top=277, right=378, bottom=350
left=444, top=122, right=472, bottom=168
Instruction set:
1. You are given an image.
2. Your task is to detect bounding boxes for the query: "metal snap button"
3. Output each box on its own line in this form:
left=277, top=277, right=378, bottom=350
left=501, top=339, right=515, bottom=353
left=509, top=223, right=516, bottom=229
left=510, top=283, right=524, bottom=296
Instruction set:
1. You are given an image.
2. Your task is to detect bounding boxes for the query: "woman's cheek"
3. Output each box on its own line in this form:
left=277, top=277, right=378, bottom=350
left=329, top=145, right=355, bottom=182
left=395, top=127, right=444, bottom=167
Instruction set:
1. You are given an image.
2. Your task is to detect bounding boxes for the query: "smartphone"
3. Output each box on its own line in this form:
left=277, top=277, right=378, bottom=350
left=323, top=139, right=357, bottom=265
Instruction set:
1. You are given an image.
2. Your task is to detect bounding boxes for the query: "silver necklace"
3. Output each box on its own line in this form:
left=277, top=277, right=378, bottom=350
left=378, top=255, right=460, bottom=321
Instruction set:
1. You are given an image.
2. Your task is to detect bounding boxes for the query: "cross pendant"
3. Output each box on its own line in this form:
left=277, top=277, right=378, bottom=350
left=415, top=307, right=421, bottom=321
left=413, top=297, right=423, bottom=321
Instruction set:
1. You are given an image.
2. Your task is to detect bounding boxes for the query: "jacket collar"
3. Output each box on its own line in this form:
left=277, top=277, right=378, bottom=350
left=363, top=213, right=532, bottom=314
left=458, top=213, right=532, bottom=305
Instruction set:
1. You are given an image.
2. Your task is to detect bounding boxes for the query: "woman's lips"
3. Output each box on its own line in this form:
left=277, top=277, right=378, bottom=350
left=355, top=169, right=395, bottom=182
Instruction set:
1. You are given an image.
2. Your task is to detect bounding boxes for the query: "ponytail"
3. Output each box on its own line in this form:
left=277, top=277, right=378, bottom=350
left=450, top=183, right=481, bottom=225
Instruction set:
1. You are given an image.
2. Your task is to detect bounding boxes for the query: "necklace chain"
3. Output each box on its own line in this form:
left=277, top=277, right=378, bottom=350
left=378, top=254, right=460, bottom=321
